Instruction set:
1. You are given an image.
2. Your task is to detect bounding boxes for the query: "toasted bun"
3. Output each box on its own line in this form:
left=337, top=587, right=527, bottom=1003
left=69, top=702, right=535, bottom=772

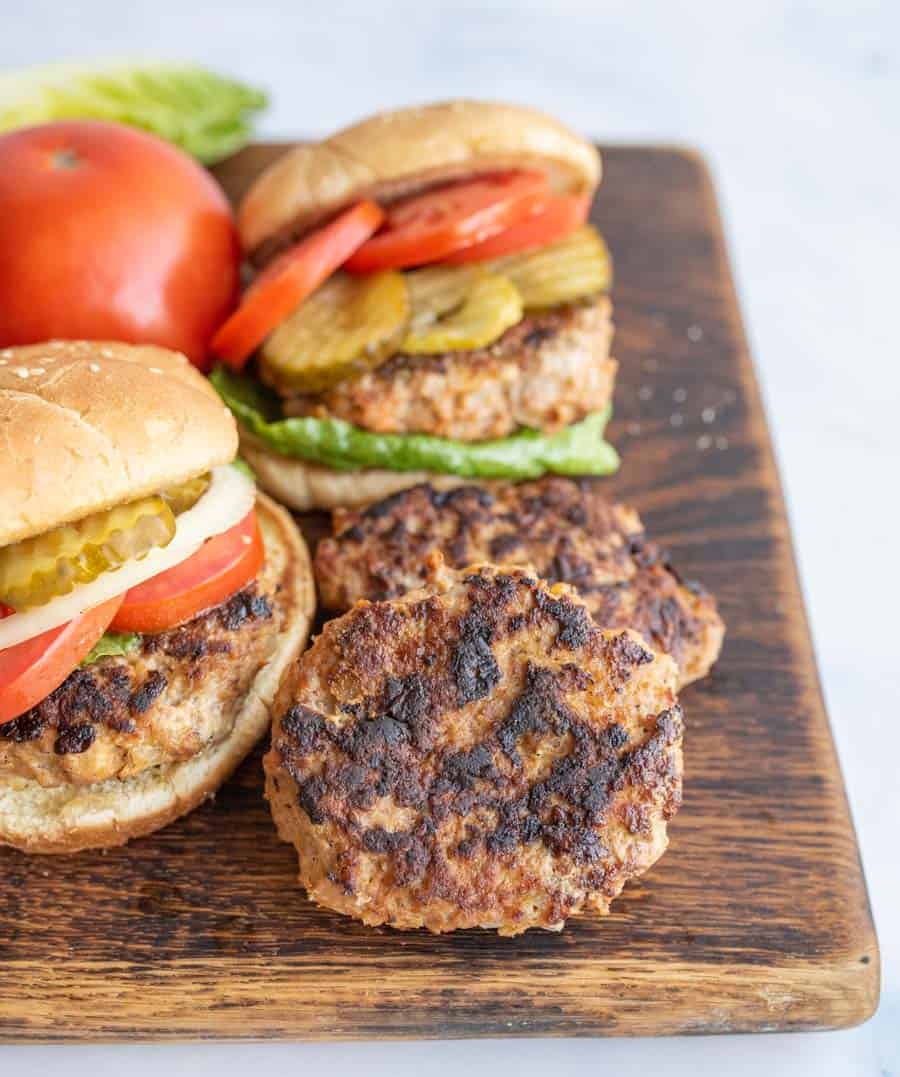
left=239, top=432, right=465, bottom=512
left=239, top=100, right=601, bottom=257
left=0, top=494, right=315, bottom=854
left=0, top=340, right=238, bottom=547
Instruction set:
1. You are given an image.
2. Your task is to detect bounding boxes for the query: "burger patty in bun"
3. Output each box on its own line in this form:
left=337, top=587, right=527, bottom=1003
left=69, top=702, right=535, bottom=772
left=1, top=517, right=285, bottom=789
left=211, top=100, right=620, bottom=512
left=0, top=340, right=315, bottom=853
left=276, top=299, right=614, bottom=443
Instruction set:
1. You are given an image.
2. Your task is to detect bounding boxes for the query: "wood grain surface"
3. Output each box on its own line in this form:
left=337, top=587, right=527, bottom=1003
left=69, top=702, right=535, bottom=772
left=0, top=145, right=879, bottom=1042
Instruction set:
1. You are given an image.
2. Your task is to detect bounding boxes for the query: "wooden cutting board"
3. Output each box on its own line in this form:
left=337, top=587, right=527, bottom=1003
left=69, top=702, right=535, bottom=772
left=0, top=145, right=879, bottom=1041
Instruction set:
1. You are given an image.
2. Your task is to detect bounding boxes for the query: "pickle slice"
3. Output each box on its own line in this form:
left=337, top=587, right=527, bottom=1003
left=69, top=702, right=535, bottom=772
left=402, top=271, right=523, bottom=354
left=0, top=496, right=176, bottom=610
left=488, top=225, right=612, bottom=310
left=160, top=472, right=211, bottom=515
left=260, top=271, right=409, bottom=392
left=405, top=264, right=479, bottom=331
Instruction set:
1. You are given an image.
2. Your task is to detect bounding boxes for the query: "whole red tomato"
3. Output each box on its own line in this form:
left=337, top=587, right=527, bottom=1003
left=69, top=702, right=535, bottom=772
left=0, top=120, right=239, bottom=370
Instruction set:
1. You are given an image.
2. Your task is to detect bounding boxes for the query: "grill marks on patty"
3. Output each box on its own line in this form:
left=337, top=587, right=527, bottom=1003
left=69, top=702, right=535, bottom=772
left=281, top=669, right=679, bottom=880
left=1, top=666, right=168, bottom=754
left=267, top=564, right=682, bottom=934
left=315, top=478, right=724, bottom=686
left=1, top=588, right=272, bottom=754
left=0, top=586, right=275, bottom=787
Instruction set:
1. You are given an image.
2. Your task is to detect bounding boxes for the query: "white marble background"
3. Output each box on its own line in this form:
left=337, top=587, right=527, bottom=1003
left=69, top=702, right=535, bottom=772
left=0, top=1, right=897, bottom=1074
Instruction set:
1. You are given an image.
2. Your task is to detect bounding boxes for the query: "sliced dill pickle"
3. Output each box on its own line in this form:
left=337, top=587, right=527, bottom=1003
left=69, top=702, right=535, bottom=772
left=404, top=264, right=479, bottom=331
left=160, top=472, right=211, bottom=515
left=402, top=271, right=523, bottom=354
left=0, top=497, right=176, bottom=610
left=488, top=225, right=612, bottom=310
left=260, top=271, right=409, bottom=392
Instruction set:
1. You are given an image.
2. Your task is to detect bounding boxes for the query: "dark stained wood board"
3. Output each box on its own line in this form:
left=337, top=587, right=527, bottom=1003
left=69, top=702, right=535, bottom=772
left=0, top=145, right=879, bottom=1042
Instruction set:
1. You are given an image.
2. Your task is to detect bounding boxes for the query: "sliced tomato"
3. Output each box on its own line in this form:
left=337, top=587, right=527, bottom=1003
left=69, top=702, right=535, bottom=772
left=110, top=509, right=264, bottom=634
left=0, top=596, right=123, bottom=725
left=444, top=192, right=591, bottom=264
left=344, top=172, right=551, bottom=272
left=211, top=200, right=384, bottom=370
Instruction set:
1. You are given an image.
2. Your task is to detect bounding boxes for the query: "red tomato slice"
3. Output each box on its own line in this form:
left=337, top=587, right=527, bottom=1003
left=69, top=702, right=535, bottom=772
left=0, top=596, right=123, bottom=725
left=344, top=172, right=551, bottom=272
left=211, top=200, right=384, bottom=369
left=444, top=193, right=591, bottom=264
left=110, top=509, right=264, bottom=634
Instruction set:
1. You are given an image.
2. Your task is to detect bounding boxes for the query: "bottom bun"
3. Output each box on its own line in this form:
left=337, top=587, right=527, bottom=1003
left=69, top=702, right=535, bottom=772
left=0, top=493, right=315, bottom=854
left=240, top=433, right=465, bottom=512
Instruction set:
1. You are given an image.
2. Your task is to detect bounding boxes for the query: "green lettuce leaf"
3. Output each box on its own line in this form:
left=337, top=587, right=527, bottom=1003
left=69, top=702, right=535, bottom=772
left=80, top=631, right=141, bottom=668
left=0, top=63, right=267, bottom=163
left=211, top=366, right=620, bottom=481
left=230, top=456, right=257, bottom=482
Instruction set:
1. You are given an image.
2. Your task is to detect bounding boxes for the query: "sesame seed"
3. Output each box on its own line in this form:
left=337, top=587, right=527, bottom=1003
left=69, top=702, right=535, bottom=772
left=638, top=386, right=653, bottom=401
left=89, top=363, right=101, bottom=373
left=701, top=407, right=716, bottom=424
left=100, top=348, right=114, bottom=358
left=149, top=367, right=164, bottom=374
left=687, top=325, right=704, bottom=342
left=30, top=367, right=45, bottom=375
left=673, top=387, right=687, bottom=403
left=0, top=348, right=12, bottom=358
left=241, top=535, right=253, bottom=545
left=0, top=360, right=6, bottom=366
left=716, top=436, right=729, bottom=450
left=13, top=367, right=30, bottom=379
left=670, top=413, right=684, bottom=427
left=697, top=434, right=712, bottom=450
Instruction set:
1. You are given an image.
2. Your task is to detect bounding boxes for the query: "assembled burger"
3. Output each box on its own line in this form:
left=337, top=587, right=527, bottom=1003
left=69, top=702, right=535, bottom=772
left=210, top=100, right=619, bottom=510
left=0, top=341, right=314, bottom=852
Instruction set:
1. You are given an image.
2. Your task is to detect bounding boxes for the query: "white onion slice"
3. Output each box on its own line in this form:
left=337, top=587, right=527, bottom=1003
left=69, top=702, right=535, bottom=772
left=0, top=465, right=256, bottom=650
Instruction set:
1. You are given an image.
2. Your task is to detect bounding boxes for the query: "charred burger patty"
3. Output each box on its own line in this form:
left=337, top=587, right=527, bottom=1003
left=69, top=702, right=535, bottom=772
left=0, top=341, right=315, bottom=853
left=0, top=580, right=277, bottom=789
left=266, top=562, right=682, bottom=935
left=315, top=478, right=724, bottom=686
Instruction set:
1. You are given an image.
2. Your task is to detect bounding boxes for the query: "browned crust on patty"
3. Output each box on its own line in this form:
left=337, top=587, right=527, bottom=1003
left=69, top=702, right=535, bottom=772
left=0, top=494, right=316, bottom=854
left=0, top=497, right=305, bottom=789
left=270, top=298, right=615, bottom=442
left=314, top=479, right=724, bottom=686
left=265, top=562, right=682, bottom=935
left=0, top=589, right=275, bottom=787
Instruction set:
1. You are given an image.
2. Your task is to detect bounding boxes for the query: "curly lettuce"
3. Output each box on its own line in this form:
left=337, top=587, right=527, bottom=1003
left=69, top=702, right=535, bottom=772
left=0, top=62, right=267, bottom=163
left=80, top=631, right=140, bottom=668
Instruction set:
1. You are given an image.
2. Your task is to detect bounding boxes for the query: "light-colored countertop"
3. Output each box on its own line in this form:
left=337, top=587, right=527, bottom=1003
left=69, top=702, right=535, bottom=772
left=1, top=2, right=896, bottom=1074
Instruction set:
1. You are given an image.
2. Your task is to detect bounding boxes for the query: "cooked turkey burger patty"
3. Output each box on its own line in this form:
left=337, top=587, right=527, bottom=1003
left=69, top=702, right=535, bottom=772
left=0, top=569, right=278, bottom=789
left=0, top=341, right=316, bottom=854
left=315, top=478, right=724, bottom=686
left=217, top=101, right=619, bottom=512
left=276, top=298, right=614, bottom=443
left=266, top=562, right=682, bottom=935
